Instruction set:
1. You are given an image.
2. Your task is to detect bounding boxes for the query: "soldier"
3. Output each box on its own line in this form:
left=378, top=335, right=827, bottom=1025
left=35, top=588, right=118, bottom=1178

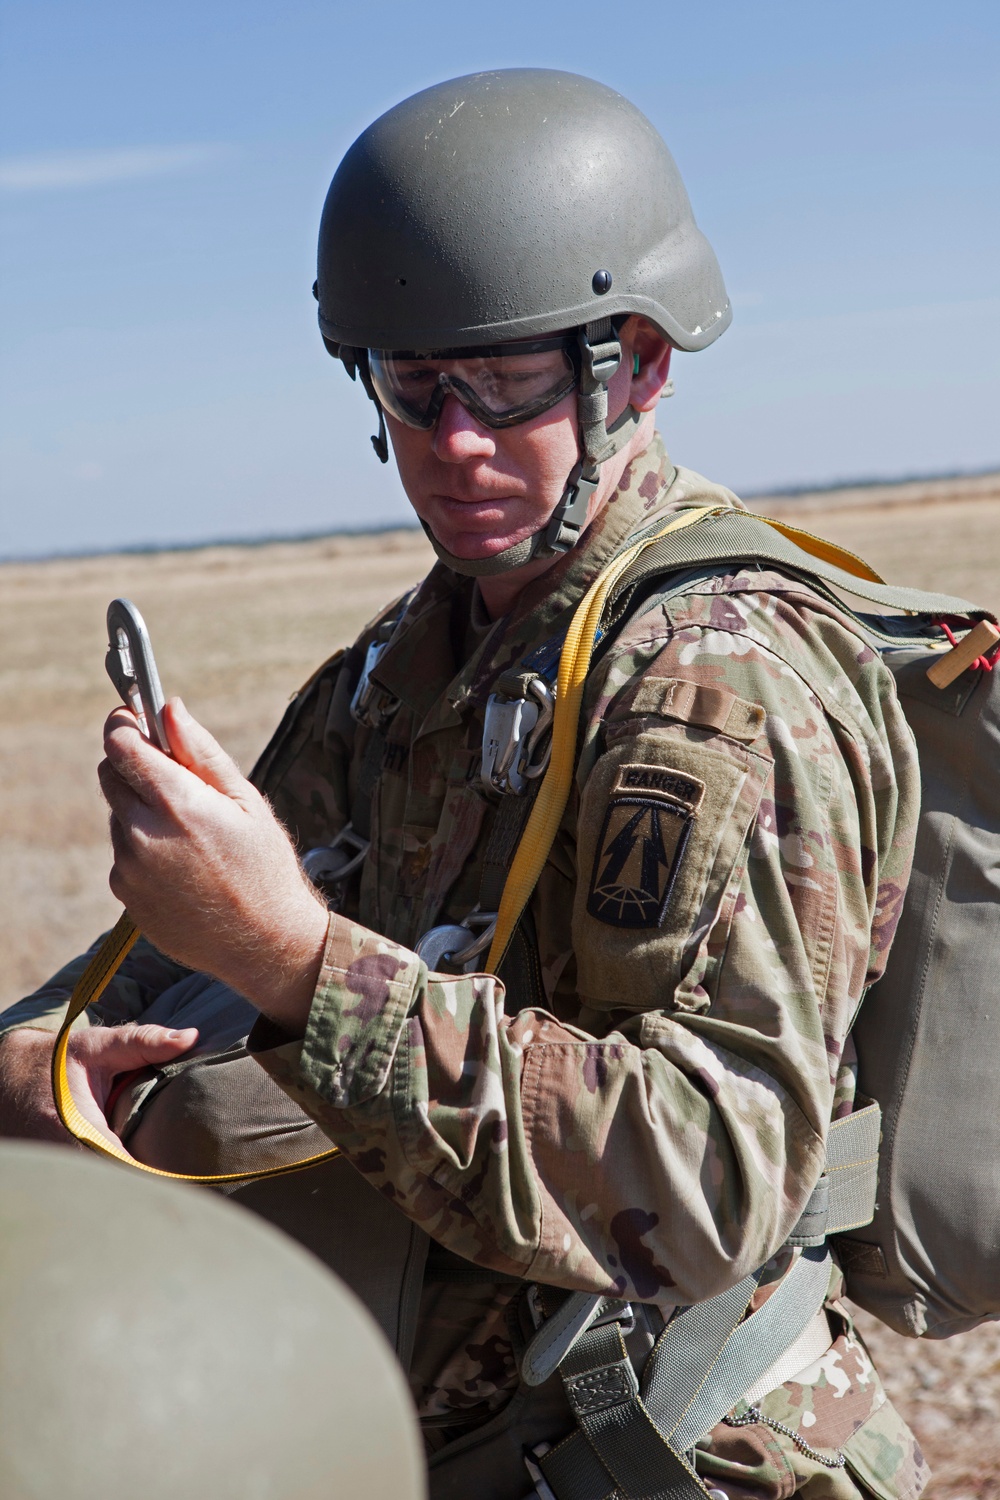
left=0, top=71, right=927, bottom=1498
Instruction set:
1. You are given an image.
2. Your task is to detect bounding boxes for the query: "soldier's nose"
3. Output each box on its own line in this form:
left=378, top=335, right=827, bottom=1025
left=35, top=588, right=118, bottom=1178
left=431, top=394, right=496, bottom=463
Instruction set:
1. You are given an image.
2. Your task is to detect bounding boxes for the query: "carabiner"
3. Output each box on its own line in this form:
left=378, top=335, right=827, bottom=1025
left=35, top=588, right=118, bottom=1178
left=481, top=677, right=555, bottom=796
left=415, top=908, right=497, bottom=973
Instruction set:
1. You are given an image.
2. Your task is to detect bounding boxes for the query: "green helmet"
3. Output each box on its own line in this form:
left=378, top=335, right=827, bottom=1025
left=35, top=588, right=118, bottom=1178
left=0, top=1143, right=425, bottom=1500
left=316, top=68, right=730, bottom=574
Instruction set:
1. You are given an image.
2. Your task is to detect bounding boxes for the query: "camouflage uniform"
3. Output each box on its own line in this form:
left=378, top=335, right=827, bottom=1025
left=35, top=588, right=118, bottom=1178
left=3, top=435, right=927, bottom=1497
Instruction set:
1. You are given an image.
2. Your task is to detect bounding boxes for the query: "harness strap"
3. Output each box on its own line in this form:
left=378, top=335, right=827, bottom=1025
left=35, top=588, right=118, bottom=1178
left=786, top=1100, right=882, bottom=1247
left=650, top=1247, right=832, bottom=1452
left=485, top=506, right=718, bottom=973
left=350, top=726, right=385, bottom=841
left=550, top=1320, right=709, bottom=1500
left=538, top=1249, right=833, bottom=1500
left=522, top=1290, right=622, bottom=1387
left=604, top=506, right=993, bottom=643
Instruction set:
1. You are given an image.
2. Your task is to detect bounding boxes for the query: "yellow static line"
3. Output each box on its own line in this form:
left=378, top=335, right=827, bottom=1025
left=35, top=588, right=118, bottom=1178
left=52, top=910, right=340, bottom=1182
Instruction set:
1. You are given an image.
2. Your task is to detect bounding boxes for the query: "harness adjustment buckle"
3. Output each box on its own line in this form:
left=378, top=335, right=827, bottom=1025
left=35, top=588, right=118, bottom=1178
left=415, top=908, right=497, bottom=973
left=481, top=675, right=555, bottom=796
left=302, top=823, right=370, bottom=903
left=350, top=623, right=401, bottom=729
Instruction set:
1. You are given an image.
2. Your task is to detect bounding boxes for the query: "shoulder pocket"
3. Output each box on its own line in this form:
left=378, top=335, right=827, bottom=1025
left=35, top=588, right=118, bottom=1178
left=572, top=722, right=772, bottom=1014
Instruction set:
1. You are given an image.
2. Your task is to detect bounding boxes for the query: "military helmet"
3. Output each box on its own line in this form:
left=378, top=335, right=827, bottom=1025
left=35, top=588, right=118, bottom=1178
left=316, top=69, right=730, bottom=574
left=0, top=1143, right=425, bottom=1500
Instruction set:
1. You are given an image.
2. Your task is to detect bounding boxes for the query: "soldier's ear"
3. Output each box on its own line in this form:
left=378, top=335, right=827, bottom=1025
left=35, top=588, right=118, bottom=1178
left=627, top=320, right=672, bottom=412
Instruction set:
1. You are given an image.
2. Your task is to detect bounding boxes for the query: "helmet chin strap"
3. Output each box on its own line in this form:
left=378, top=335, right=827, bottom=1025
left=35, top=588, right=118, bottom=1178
left=409, top=320, right=642, bottom=579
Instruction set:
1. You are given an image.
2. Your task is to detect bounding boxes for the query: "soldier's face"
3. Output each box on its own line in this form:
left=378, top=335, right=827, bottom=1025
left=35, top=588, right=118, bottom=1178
left=384, top=320, right=668, bottom=571
left=385, top=379, right=587, bottom=566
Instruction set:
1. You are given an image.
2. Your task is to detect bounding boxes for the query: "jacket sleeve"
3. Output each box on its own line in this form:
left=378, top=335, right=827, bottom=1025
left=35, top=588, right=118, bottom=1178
left=252, top=586, right=918, bottom=1306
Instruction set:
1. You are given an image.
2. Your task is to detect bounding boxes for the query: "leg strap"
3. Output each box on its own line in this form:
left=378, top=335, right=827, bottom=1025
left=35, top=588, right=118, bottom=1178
left=537, top=1248, right=833, bottom=1500
left=541, top=1321, right=710, bottom=1500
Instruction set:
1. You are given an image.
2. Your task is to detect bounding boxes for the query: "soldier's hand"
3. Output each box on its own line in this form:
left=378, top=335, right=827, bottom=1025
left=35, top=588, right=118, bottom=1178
left=99, top=700, right=328, bottom=1030
left=0, top=1023, right=196, bottom=1144
left=64, top=1022, right=199, bottom=1145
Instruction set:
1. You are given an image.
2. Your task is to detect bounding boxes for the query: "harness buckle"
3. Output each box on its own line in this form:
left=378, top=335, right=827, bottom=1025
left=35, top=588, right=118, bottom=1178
left=414, top=908, right=497, bottom=974
left=301, top=823, right=370, bottom=903
left=350, top=628, right=401, bottom=730
left=481, top=676, right=555, bottom=796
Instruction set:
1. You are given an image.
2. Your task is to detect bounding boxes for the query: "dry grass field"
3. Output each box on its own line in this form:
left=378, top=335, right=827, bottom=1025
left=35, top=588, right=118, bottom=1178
left=2, top=470, right=999, bottom=1494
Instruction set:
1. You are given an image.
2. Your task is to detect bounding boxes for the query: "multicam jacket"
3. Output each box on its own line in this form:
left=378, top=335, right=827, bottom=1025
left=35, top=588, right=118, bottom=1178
left=5, top=436, right=927, bottom=1497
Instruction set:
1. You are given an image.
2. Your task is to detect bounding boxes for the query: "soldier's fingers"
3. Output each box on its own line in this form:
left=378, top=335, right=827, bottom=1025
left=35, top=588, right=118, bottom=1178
left=98, top=756, right=149, bottom=825
left=70, top=1024, right=200, bottom=1079
left=102, top=711, right=170, bottom=804
left=163, top=698, right=253, bottom=803
left=107, top=702, right=250, bottom=820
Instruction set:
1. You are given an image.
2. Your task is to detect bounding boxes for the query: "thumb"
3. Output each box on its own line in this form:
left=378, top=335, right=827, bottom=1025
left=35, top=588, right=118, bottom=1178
left=163, top=698, right=247, bottom=798
left=74, top=1022, right=200, bottom=1078
left=62, top=1024, right=199, bottom=1148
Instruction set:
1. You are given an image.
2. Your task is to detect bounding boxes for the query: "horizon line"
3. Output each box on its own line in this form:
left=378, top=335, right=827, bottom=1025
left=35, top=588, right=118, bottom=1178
left=2, top=464, right=998, bottom=567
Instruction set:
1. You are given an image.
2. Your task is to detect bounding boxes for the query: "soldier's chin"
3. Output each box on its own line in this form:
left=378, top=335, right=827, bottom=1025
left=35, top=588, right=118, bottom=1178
left=431, top=521, right=539, bottom=560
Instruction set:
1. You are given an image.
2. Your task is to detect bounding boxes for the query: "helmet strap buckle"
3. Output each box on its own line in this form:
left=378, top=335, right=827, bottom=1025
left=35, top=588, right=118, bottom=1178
left=577, top=320, right=631, bottom=466
left=540, top=319, right=643, bottom=555
left=544, top=460, right=600, bottom=554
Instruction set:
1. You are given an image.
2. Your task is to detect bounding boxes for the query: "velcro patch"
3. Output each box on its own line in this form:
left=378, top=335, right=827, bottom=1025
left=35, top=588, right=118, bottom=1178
left=587, top=765, right=704, bottom=929
left=610, top=763, right=705, bottom=809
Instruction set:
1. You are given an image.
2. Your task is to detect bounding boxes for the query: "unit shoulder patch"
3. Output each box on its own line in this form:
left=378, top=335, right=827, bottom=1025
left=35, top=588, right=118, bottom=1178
left=587, top=764, right=705, bottom=929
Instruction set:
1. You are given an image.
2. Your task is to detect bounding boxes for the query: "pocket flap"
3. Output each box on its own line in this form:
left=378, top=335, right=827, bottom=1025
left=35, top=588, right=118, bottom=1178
left=842, top=1396, right=930, bottom=1500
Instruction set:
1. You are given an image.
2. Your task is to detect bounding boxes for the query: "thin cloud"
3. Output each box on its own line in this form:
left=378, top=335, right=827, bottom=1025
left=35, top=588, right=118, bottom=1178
left=0, top=143, right=234, bottom=192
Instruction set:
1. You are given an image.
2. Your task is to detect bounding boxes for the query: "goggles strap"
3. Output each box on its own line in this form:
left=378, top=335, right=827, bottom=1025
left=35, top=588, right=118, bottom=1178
left=356, top=351, right=390, bottom=463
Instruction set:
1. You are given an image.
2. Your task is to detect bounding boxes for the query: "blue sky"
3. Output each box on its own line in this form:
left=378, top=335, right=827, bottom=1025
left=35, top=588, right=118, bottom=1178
left=1, top=0, right=997, bottom=558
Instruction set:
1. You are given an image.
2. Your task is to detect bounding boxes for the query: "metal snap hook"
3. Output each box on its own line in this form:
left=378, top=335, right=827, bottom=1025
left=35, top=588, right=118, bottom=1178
left=415, top=908, right=497, bottom=973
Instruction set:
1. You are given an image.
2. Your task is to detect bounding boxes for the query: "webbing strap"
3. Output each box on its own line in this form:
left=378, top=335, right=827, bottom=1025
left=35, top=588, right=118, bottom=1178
left=652, top=1248, right=832, bottom=1451
left=548, top=1322, right=711, bottom=1500
left=787, top=1101, right=882, bottom=1246
left=538, top=1429, right=623, bottom=1500
left=51, top=912, right=341, bottom=1183
left=521, top=1290, right=614, bottom=1387
left=350, top=725, right=386, bottom=840
left=485, top=506, right=718, bottom=973
left=539, top=1250, right=832, bottom=1499
left=479, top=791, right=536, bottom=914
left=638, top=1269, right=764, bottom=1444
left=606, top=507, right=993, bottom=636
left=486, top=499, right=994, bottom=976
left=538, top=1270, right=759, bottom=1499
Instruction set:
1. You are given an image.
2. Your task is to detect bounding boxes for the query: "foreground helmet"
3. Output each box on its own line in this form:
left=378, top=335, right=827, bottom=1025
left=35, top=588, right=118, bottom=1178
left=316, top=68, right=730, bottom=574
left=0, top=1143, right=425, bottom=1500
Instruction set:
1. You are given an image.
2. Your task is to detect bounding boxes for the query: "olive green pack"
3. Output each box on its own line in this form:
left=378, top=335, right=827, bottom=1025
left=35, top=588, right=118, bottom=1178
left=603, top=507, right=1000, bottom=1339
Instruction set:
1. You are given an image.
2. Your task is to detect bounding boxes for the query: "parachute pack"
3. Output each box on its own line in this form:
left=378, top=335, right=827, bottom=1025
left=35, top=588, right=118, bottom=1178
left=581, top=505, right=1000, bottom=1340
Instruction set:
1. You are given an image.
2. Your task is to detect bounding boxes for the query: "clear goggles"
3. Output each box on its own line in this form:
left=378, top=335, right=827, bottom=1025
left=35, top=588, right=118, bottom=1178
left=367, top=336, right=578, bottom=432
